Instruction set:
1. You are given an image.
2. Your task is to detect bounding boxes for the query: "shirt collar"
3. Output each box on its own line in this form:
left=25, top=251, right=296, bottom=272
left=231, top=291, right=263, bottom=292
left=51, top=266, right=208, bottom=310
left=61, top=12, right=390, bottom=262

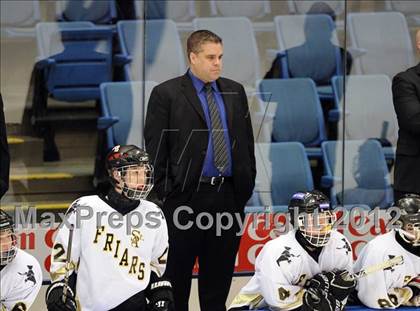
left=188, top=69, right=218, bottom=93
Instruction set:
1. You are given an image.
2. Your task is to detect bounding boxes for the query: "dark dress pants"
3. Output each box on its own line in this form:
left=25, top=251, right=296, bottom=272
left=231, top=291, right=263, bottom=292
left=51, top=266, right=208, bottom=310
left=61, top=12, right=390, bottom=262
left=162, top=180, right=243, bottom=311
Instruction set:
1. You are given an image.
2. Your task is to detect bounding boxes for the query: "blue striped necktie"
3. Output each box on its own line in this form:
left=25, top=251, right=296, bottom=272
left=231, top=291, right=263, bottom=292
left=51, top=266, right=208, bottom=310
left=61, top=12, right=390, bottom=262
left=205, top=83, right=229, bottom=175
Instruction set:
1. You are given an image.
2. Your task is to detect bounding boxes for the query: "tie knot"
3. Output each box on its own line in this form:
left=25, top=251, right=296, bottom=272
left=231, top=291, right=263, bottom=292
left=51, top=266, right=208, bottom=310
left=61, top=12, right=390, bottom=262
left=204, top=83, right=212, bottom=92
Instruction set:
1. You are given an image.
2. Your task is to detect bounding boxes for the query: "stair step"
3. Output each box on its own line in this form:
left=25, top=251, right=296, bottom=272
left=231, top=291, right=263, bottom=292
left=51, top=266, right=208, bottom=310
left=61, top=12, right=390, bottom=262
left=55, top=129, right=98, bottom=160
left=8, top=158, right=95, bottom=195
left=1, top=202, right=75, bottom=222
left=7, top=135, right=43, bottom=166
left=34, top=107, right=98, bottom=124
left=1, top=192, right=91, bottom=205
left=1, top=201, right=71, bottom=212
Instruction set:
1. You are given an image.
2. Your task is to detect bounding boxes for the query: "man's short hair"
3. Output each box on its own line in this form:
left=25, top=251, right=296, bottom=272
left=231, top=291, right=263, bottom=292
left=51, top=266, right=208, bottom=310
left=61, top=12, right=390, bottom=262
left=187, top=30, right=222, bottom=61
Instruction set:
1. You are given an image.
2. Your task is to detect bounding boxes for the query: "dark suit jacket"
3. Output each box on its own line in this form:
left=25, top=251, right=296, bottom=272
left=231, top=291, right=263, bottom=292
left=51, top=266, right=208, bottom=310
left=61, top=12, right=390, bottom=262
left=0, top=93, right=10, bottom=199
left=392, top=63, right=420, bottom=193
left=145, top=72, right=256, bottom=209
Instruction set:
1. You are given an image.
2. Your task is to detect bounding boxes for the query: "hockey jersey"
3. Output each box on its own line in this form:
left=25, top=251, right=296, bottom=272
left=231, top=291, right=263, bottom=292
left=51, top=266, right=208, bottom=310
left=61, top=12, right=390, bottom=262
left=229, top=230, right=353, bottom=310
left=355, top=230, right=420, bottom=309
left=49, top=195, right=169, bottom=311
left=0, top=249, right=42, bottom=310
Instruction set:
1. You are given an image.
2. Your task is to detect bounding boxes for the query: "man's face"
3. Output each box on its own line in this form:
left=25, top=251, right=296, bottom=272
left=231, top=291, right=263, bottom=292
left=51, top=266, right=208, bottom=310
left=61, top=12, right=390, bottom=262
left=416, top=30, right=420, bottom=53
left=403, top=222, right=420, bottom=245
left=113, top=165, right=147, bottom=193
left=189, top=42, right=223, bottom=83
left=301, top=212, right=335, bottom=234
left=0, top=229, right=14, bottom=253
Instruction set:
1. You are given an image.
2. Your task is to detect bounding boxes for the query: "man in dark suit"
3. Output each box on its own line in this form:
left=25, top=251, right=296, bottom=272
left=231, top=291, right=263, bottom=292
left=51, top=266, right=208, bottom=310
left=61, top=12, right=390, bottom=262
left=392, top=30, right=420, bottom=201
left=145, top=30, right=256, bottom=311
left=0, top=93, right=10, bottom=200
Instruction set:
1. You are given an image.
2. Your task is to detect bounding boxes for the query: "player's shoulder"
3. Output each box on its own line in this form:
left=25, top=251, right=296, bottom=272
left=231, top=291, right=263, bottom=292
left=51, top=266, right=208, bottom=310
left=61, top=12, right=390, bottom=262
left=66, top=195, right=101, bottom=213
left=13, top=249, right=42, bottom=275
left=257, top=231, right=304, bottom=269
left=218, top=77, right=245, bottom=92
left=365, top=230, right=395, bottom=250
left=262, top=231, right=302, bottom=257
left=358, top=231, right=396, bottom=262
left=329, top=230, right=352, bottom=246
left=153, top=75, right=184, bottom=96
left=69, top=195, right=100, bottom=208
left=138, top=199, right=163, bottom=213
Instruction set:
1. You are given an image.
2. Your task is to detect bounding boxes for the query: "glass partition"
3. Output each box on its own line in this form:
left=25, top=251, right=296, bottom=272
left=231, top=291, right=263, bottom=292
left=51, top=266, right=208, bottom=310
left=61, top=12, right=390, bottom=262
left=1, top=0, right=419, bottom=308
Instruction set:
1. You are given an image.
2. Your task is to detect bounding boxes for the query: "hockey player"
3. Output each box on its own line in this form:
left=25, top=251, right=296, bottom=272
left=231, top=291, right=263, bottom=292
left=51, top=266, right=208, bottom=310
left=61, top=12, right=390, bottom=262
left=0, top=209, right=42, bottom=310
left=355, top=193, right=420, bottom=308
left=229, top=190, right=356, bottom=311
left=46, top=145, right=174, bottom=311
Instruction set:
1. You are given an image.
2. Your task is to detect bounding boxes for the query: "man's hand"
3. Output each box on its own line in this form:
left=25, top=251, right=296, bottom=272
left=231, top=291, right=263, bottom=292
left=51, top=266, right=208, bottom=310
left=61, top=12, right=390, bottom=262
left=302, top=287, right=342, bottom=311
left=404, top=277, right=420, bottom=307
left=302, top=270, right=356, bottom=311
left=46, top=281, right=77, bottom=311
left=146, top=277, right=174, bottom=311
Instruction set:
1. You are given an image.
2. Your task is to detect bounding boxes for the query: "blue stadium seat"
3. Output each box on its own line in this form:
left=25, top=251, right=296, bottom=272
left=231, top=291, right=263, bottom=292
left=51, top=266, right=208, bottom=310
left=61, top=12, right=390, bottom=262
left=56, top=0, right=117, bottom=24
left=258, top=78, right=327, bottom=157
left=117, top=20, right=186, bottom=83
left=331, top=75, right=397, bottom=160
left=35, top=22, right=114, bottom=102
left=0, top=0, right=40, bottom=37
left=321, top=140, right=393, bottom=208
left=209, top=0, right=270, bottom=18
left=255, top=142, right=314, bottom=206
left=385, top=0, right=420, bottom=26
left=348, top=12, right=414, bottom=78
left=274, top=14, right=343, bottom=100
left=99, top=81, right=158, bottom=149
left=287, top=0, right=345, bottom=16
left=193, top=17, right=260, bottom=92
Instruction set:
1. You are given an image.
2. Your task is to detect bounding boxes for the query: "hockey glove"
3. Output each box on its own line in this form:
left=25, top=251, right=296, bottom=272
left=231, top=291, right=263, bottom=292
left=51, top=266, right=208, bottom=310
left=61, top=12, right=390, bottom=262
left=46, top=281, right=77, bottom=311
left=329, top=270, right=357, bottom=301
left=302, top=270, right=356, bottom=311
left=146, top=276, right=174, bottom=311
left=404, top=277, right=420, bottom=307
left=308, top=270, right=356, bottom=301
left=302, top=287, right=343, bottom=311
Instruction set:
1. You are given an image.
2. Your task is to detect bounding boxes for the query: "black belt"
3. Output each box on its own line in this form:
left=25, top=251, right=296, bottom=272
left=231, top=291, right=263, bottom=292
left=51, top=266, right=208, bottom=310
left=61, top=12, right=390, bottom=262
left=199, top=176, right=232, bottom=186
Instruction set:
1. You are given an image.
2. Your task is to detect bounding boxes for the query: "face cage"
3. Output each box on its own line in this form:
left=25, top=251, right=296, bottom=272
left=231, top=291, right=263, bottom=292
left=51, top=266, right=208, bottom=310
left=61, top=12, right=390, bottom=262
left=297, top=211, right=337, bottom=247
left=0, top=229, right=17, bottom=266
left=116, top=164, right=154, bottom=200
left=399, top=222, right=420, bottom=247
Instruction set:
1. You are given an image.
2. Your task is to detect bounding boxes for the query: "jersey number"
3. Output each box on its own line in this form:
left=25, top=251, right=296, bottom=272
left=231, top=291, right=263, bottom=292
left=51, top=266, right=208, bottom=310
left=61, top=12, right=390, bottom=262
left=53, top=244, right=66, bottom=263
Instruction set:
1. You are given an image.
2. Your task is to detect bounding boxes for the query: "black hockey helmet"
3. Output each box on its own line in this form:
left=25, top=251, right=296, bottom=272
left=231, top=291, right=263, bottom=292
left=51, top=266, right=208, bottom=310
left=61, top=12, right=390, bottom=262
left=0, top=209, right=17, bottom=265
left=395, top=194, right=420, bottom=246
left=106, top=145, right=154, bottom=200
left=288, top=190, right=336, bottom=247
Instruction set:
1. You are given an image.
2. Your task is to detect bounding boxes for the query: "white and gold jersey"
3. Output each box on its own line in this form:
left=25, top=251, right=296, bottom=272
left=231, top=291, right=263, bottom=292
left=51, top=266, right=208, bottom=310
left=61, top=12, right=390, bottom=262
left=0, top=249, right=42, bottom=310
left=49, top=195, right=168, bottom=311
left=229, top=230, right=353, bottom=310
left=355, top=230, right=420, bottom=309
